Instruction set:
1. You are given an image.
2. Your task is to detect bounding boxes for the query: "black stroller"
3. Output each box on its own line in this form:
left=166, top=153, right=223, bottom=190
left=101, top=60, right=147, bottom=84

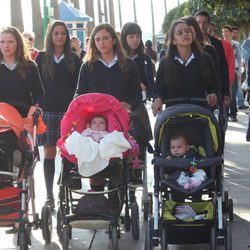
left=145, top=99, right=233, bottom=249
left=56, top=93, right=137, bottom=250
left=123, top=104, right=153, bottom=240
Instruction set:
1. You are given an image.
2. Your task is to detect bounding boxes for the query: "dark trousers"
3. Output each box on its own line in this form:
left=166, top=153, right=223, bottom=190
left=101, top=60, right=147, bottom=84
left=228, top=75, right=238, bottom=117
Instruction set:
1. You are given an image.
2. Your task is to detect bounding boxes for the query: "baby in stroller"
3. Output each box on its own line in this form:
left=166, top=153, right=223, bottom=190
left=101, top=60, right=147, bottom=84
left=65, top=115, right=131, bottom=191
left=166, top=134, right=206, bottom=190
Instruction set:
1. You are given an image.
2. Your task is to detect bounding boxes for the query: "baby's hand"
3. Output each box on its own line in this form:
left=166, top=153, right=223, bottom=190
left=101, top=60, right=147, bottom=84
left=166, top=155, right=172, bottom=160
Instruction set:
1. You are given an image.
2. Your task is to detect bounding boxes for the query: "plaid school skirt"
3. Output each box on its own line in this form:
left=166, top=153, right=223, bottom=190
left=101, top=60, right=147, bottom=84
left=38, top=111, right=65, bottom=146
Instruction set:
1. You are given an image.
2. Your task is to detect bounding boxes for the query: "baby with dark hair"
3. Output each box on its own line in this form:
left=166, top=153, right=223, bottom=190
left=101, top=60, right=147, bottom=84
left=167, top=134, right=206, bottom=190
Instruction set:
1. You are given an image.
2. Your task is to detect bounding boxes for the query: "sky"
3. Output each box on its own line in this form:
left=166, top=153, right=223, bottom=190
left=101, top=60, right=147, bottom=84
left=0, top=0, right=186, bottom=40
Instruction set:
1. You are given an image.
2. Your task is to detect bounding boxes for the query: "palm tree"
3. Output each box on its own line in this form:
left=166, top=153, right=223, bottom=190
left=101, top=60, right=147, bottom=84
left=98, top=0, right=103, bottom=23
left=10, top=0, right=24, bottom=31
left=85, top=0, right=95, bottom=35
left=104, top=0, right=108, bottom=22
left=118, top=0, right=122, bottom=28
left=133, top=0, right=137, bottom=23
left=109, top=0, right=115, bottom=28
left=31, top=0, right=43, bottom=49
left=164, top=0, right=167, bottom=14
left=52, top=0, right=60, bottom=19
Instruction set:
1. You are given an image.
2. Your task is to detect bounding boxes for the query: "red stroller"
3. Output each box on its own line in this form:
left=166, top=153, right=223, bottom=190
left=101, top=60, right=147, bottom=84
left=57, top=93, right=138, bottom=250
left=0, top=102, right=52, bottom=249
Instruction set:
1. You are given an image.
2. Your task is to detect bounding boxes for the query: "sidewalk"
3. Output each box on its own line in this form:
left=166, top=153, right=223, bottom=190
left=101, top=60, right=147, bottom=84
left=0, top=107, right=250, bottom=249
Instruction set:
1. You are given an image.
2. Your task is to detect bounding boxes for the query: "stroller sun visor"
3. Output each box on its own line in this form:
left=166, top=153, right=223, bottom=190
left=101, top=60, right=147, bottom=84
left=57, top=93, right=131, bottom=163
left=0, top=103, right=24, bottom=138
left=154, top=104, right=221, bottom=154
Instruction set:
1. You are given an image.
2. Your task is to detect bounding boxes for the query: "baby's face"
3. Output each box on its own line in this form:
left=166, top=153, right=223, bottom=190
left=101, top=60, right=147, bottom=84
left=90, top=117, right=107, bottom=131
left=170, top=137, right=188, bottom=157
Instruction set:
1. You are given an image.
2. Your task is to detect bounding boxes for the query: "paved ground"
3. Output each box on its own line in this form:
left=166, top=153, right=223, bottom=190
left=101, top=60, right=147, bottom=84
left=1, top=105, right=250, bottom=249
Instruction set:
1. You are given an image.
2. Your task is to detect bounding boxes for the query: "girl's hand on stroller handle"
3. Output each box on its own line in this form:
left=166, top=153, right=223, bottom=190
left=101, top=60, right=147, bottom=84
left=207, top=93, right=217, bottom=107
left=152, top=98, right=163, bottom=116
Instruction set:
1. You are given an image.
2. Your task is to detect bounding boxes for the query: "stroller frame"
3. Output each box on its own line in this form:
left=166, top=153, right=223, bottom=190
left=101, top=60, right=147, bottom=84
left=0, top=102, right=52, bottom=249
left=145, top=103, right=232, bottom=250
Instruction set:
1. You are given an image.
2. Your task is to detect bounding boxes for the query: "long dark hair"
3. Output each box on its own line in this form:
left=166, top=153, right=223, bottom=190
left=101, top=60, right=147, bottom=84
left=164, top=19, right=212, bottom=95
left=181, top=15, right=204, bottom=48
left=83, top=23, right=127, bottom=72
left=41, top=20, right=77, bottom=79
left=0, top=26, right=30, bottom=79
left=120, top=22, right=144, bottom=57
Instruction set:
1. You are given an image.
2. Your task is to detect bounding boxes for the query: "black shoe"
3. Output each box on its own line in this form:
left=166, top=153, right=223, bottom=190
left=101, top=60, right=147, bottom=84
left=238, top=105, right=249, bottom=109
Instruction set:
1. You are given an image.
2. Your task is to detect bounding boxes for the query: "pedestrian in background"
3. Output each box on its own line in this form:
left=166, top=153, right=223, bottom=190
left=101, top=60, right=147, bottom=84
left=36, top=20, right=81, bottom=209
left=120, top=22, right=154, bottom=100
left=22, top=31, right=39, bottom=60
left=70, top=36, right=86, bottom=61
left=144, top=39, right=157, bottom=77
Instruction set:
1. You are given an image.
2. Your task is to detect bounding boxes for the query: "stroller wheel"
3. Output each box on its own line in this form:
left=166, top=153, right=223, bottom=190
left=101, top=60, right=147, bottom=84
left=41, top=205, right=52, bottom=244
left=210, top=227, right=216, bottom=250
left=144, top=218, right=154, bottom=250
left=228, top=199, right=234, bottom=222
left=111, top=225, right=119, bottom=250
left=57, top=208, right=63, bottom=240
left=131, top=201, right=140, bottom=240
left=18, top=230, right=29, bottom=250
left=124, top=205, right=130, bottom=232
left=223, top=191, right=229, bottom=213
left=160, top=227, right=168, bottom=250
left=225, top=224, right=232, bottom=250
left=62, top=225, right=71, bottom=250
left=144, top=193, right=153, bottom=221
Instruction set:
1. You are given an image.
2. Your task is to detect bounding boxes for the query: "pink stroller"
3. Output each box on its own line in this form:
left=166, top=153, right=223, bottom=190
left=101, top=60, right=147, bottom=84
left=57, top=93, right=137, bottom=250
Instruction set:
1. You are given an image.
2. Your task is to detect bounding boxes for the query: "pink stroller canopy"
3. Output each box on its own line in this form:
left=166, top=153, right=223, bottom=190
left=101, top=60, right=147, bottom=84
left=57, top=93, right=130, bottom=163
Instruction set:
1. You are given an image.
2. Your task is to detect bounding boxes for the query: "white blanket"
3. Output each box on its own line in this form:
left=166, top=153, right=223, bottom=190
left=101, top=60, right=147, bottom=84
left=65, top=130, right=131, bottom=177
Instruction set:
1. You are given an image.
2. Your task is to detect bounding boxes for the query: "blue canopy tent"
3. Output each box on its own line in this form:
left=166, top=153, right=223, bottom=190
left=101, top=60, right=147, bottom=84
left=59, top=1, right=93, bottom=47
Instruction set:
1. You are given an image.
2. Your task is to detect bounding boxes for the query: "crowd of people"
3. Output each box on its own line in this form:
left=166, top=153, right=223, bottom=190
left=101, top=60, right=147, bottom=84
left=0, top=9, right=250, bottom=209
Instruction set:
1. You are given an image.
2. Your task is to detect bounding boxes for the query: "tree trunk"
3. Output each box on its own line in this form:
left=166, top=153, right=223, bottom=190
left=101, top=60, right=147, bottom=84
left=98, top=0, right=103, bottom=23
left=31, top=0, right=43, bottom=49
left=10, top=0, right=24, bottom=31
left=52, top=0, right=60, bottom=19
left=104, top=0, right=108, bottom=23
left=240, top=23, right=250, bottom=40
left=133, top=0, right=137, bottom=23
left=85, top=0, right=95, bottom=36
left=164, top=0, right=167, bottom=14
left=150, top=0, right=157, bottom=50
left=71, top=0, right=80, bottom=9
left=109, top=0, right=115, bottom=28
left=118, top=0, right=122, bottom=28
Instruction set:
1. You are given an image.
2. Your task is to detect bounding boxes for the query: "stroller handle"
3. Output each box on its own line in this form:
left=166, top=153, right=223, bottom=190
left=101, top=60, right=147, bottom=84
left=164, top=98, right=208, bottom=107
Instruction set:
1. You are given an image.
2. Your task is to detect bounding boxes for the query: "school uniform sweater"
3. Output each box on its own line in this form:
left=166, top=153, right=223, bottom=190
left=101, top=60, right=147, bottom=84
left=153, top=53, right=219, bottom=101
left=0, top=61, right=44, bottom=107
left=75, top=59, right=142, bottom=110
left=36, top=52, right=81, bottom=112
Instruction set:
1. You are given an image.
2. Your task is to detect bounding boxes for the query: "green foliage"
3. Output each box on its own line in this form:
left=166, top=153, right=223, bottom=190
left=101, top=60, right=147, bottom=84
left=162, top=2, right=189, bottom=33
left=161, top=0, right=250, bottom=37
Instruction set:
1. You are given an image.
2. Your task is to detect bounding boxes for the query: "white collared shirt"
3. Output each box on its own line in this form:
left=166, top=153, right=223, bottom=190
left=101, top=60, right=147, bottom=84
left=174, top=53, right=195, bottom=66
left=1, top=61, right=17, bottom=70
left=54, top=54, right=64, bottom=63
left=98, top=55, right=118, bottom=68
